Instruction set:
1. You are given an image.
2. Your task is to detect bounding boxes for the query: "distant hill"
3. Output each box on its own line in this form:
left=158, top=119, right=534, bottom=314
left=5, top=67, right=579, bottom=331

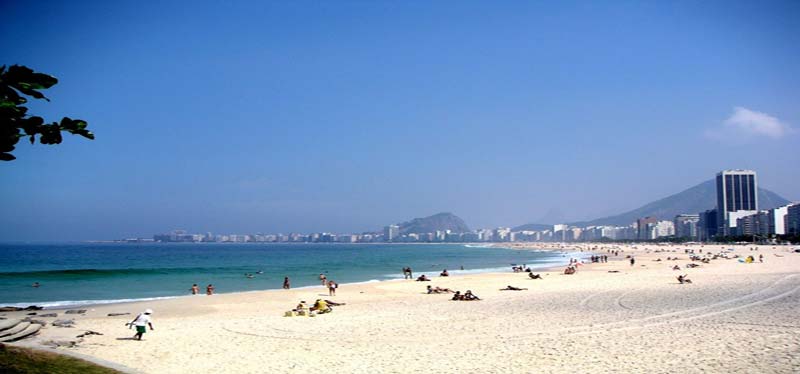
left=566, top=179, right=790, bottom=227
left=513, top=179, right=791, bottom=229
left=397, top=212, right=470, bottom=234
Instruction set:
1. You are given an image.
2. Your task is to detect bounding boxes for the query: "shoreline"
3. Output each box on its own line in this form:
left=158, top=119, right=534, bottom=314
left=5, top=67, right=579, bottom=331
left=0, top=245, right=585, bottom=310
left=4, top=242, right=799, bottom=373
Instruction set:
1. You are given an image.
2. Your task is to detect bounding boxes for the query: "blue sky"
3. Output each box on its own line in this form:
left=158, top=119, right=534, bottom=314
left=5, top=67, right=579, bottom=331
left=1, top=1, right=798, bottom=240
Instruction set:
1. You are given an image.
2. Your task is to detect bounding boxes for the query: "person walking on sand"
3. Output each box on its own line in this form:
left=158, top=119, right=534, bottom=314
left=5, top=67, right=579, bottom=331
left=129, top=309, right=154, bottom=341
left=206, top=284, right=215, bottom=295
left=190, top=284, right=199, bottom=295
left=630, top=257, right=635, bottom=266
left=283, top=276, right=291, bottom=289
left=328, top=280, right=337, bottom=296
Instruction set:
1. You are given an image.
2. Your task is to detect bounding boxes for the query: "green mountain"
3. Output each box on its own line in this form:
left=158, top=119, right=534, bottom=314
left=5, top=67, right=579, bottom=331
left=568, top=179, right=790, bottom=227
left=398, top=212, right=470, bottom=234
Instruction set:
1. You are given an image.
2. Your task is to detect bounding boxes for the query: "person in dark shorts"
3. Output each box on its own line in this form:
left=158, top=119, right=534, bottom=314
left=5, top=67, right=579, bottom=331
left=129, top=309, right=154, bottom=340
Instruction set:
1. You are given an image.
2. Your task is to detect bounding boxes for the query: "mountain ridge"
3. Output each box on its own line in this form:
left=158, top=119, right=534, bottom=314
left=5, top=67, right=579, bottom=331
left=513, top=179, right=791, bottom=230
left=396, top=212, right=471, bottom=234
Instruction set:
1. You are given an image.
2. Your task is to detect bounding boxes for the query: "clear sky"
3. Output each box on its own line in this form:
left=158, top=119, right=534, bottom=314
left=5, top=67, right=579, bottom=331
left=1, top=1, right=798, bottom=241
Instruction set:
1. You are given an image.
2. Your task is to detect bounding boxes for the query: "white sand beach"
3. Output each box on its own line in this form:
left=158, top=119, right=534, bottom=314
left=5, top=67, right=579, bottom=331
left=6, top=243, right=800, bottom=373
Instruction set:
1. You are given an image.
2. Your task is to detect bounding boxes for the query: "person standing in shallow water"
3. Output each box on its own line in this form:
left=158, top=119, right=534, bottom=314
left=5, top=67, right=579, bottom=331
left=190, top=284, right=199, bottom=295
left=206, top=284, right=215, bottom=295
left=283, top=276, right=291, bottom=289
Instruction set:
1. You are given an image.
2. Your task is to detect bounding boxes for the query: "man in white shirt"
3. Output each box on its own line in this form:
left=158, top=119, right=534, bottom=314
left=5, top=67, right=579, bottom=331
left=129, top=309, right=154, bottom=340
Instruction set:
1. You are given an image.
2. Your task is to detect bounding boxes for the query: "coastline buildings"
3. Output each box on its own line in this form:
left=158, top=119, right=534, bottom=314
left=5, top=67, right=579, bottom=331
left=716, top=169, right=758, bottom=236
left=787, top=204, right=800, bottom=235
left=735, top=205, right=792, bottom=237
left=674, top=214, right=700, bottom=240
left=383, top=225, right=399, bottom=242
left=636, top=217, right=658, bottom=241
left=150, top=170, right=795, bottom=244
left=697, top=209, right=718, bottom=241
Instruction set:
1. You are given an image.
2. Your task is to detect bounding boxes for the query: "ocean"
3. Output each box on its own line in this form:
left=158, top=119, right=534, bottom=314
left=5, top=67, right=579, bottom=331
left=0, top=243, right=583, bottom=308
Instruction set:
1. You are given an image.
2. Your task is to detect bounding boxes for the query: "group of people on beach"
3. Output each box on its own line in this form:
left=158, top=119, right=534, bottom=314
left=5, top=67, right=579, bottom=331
left=290, top=298, right=346, bottom=316
left=590, top=255, right=608, bottom=263
left=451, top=290, right=480, bottom=301
left=512, top=265, right=530, bottom=272
left=190, top=283, right=215, bottom=295
left=563, top=257, right=582, bottom=275
left=188, top=274, right=338, bottom=295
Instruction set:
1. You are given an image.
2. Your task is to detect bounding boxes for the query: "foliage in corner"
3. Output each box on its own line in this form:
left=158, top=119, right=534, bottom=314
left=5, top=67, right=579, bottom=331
left=0, top=65, right=94, bottom=161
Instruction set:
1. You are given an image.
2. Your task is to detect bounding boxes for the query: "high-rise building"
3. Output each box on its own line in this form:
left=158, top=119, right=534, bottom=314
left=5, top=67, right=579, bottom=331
left=383, top=225, right=400, bottom=242
left=674, top=214, right=700, bottom=239
left=765, top=205, right=789, bottom=236
left=785, top=204, right=800, bottom=236
left=636, top=217, right=658, bottom=240
left=652, top=220, right=675, bottom=239
left=551, top=224, right=568, bottom=242
left=697, top=209, right=717, bottom=241
left=716, top=170, right=758, bottom=236
left=736, top=214, right=759, bottom=236
left=493, top=227, right=511, bottom=242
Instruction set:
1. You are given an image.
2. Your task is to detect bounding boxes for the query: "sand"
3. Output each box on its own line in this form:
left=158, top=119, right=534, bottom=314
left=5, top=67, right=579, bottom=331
left=6, top=243, right=800, bottom=373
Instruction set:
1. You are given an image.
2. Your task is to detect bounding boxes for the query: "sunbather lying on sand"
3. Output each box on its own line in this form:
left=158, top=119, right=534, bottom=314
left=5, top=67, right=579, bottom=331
left=427, top=285, right=454, bottom=294
left=310, top=299, right=332, bottom=313
left=500, top=285, right=527, bottom=291
left=677, top=275, right=692, bottom=284
left=529, top=273, right=542, bottom=279
left=416, top=275, right=431, bottom=281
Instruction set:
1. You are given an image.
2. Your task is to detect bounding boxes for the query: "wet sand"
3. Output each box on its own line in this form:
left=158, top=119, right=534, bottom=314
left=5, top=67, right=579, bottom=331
left=7, top=243, right=800, bottom=373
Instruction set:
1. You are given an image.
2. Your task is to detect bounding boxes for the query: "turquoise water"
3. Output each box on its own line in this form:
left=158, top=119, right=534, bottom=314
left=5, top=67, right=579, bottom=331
left=0, top=243, right=581, bottom=308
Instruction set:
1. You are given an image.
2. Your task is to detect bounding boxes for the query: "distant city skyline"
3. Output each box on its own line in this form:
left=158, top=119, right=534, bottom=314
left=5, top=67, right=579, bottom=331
left=1, top=1, right=798, bottom=241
